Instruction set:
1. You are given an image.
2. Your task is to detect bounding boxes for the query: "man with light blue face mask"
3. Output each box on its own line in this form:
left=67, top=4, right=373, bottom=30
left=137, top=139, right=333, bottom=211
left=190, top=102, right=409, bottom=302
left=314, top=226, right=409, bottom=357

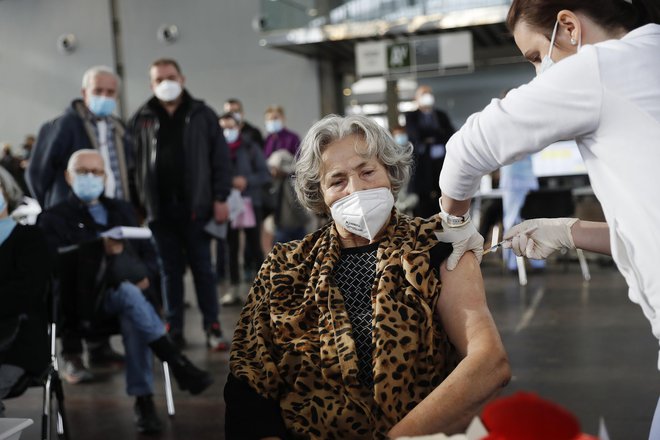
left=37, top=150, right=214, bottom=433
left=27, top=65, right=135, bottom=211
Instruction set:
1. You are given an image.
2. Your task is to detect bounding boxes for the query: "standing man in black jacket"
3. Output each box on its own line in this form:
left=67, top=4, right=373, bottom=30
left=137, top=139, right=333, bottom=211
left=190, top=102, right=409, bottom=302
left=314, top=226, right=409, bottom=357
left=129, top=58, right=231, bottom=350
left=405, top=84, right=455, bottom=219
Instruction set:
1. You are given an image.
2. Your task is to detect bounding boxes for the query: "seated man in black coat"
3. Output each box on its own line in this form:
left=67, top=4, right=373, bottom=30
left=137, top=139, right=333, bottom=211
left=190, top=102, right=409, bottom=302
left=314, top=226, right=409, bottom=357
left=37, top=149, right=213, bottom=434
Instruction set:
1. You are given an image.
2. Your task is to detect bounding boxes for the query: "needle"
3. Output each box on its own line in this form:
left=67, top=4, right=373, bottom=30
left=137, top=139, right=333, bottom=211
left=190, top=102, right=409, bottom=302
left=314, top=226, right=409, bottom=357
left=484, top=240, right=507, bottom=255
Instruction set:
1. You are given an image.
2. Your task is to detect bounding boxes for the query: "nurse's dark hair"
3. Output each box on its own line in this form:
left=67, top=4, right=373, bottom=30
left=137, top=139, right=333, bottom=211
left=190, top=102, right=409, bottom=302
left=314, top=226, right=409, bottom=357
left=507, top=0, right=660, bottom=34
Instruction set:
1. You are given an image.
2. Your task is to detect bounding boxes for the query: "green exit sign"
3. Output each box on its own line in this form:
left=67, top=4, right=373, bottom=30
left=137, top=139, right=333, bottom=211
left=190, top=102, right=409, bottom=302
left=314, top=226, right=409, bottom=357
left=388, top=42, right=411, bottom=69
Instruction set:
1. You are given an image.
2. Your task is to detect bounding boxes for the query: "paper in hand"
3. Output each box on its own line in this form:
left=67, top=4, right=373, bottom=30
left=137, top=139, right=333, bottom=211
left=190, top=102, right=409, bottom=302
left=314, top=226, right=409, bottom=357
left=204, top=220, right=228, bottom=239
left=227, top=188, right=245, bottom=222
left=100, top=226, right=152, bottom=240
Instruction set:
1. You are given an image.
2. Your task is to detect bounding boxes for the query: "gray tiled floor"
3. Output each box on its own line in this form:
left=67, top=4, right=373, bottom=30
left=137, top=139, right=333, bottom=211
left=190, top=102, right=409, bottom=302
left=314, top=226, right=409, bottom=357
left=4, top=257, right=659, bottom=439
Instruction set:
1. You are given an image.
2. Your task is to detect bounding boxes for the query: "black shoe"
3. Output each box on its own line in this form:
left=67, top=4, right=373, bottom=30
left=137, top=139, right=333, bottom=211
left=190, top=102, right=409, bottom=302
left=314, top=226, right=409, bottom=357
left=169, top=355, right=214, bottom=395
left=170, top=332, right=186, bottom=350
left=166, top=325, right=186, bottom=350
left=148, top=336, right=214, bottom=395
left=88, top=341, right=125, bottom=367
left=134, top=395, right=163, bottom=434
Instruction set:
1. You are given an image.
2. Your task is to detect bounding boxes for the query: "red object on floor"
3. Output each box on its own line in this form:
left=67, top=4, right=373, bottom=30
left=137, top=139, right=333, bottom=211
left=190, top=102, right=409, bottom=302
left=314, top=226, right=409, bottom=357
left=481, top=392, right=598, bottom=440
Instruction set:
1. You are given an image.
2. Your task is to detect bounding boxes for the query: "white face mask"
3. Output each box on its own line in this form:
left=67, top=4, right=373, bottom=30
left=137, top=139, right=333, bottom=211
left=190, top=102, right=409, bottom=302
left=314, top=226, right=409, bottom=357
left=418, top=93, right=435, bottom=108
left=154, top=80, right=182, bottom=102
left=538, top=21, right=560, bottom=75
left=330, top=187, right=394, bottom=241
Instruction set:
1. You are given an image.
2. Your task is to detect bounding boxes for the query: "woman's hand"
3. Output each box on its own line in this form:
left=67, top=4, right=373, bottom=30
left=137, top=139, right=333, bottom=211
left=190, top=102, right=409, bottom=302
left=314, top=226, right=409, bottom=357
left=503, top=218, right=578, bottom=259
left=233, top=175, right=248, bottom=192
left=103, top=237, right=124, bottom=255
left=435, top=197, right=483, bottom=270
left=135, top=277, right=150, bottom=291
left=213, top=201, right=229, bottom=223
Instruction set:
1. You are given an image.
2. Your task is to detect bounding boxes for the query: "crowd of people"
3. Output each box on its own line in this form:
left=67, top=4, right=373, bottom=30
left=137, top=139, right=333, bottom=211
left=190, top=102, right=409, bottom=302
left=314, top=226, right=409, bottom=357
left=0, top=55, right=508, bottom=436
left=0, top=58, right=318, bottom=433
left=1, top=0, right=660, bottom=436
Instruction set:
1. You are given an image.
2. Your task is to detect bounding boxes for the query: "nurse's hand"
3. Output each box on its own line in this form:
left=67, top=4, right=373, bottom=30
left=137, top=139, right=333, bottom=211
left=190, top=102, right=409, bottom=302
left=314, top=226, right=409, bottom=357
left=435, top=219, right=484, bottom=270
left=503, top=218, right=578, bottom=259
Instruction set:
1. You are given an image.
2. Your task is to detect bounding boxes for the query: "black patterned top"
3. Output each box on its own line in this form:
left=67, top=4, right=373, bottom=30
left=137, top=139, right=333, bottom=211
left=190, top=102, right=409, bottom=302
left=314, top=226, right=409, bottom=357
left=334, top=241, right=380, bottom=389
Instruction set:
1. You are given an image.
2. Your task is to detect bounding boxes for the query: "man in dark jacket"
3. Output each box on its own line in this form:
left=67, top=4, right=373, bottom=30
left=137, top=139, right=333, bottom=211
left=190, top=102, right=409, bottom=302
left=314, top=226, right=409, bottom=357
left=405, top=84, right=456, bottom=219
left=27, top=65, right=135, bottom=210
left=129, top=58, right=231, bottom=350
left=38, top=150, right=213, bottom=433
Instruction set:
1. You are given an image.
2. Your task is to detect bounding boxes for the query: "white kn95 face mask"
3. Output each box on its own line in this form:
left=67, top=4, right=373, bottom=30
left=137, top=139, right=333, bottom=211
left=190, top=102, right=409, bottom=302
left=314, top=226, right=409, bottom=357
left=154, top=80, right=182, bottom=102
left=330, top=187, right=394, bottom=241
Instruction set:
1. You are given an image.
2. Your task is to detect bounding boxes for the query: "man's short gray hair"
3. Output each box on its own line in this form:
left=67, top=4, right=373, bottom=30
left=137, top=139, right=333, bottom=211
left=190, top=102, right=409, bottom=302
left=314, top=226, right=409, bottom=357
left=67, top=149, right=103, bottom=173
left=294, top=114, right=413, bottom=215
left=81, top=65, right=120, bottom=89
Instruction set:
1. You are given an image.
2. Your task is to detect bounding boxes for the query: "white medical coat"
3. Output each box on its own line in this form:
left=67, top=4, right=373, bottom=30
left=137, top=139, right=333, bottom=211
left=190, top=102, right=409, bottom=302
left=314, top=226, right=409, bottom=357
left=439, top=24, right=660, bottom=368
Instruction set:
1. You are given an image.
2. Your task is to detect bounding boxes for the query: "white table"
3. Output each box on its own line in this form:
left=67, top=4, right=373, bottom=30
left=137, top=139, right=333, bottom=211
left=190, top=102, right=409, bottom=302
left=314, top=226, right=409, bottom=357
left=0, top=419, right=33, bottom=440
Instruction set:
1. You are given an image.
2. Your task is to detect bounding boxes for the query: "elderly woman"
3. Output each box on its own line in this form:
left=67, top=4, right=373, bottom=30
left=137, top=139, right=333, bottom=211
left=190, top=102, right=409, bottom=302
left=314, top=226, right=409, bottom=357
left=224, top=115, right=510, bottom=439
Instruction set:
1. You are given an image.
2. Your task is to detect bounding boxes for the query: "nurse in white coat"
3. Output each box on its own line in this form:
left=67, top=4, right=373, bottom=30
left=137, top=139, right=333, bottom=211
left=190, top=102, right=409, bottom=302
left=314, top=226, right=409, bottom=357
left=434, top=0, right=660, bottom=436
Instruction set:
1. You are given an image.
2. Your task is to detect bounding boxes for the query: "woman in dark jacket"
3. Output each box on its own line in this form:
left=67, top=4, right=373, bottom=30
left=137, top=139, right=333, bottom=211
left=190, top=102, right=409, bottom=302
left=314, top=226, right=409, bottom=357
left=0, top=180, right=50, bottom=416
left=218, top=113, right=271, bottom=305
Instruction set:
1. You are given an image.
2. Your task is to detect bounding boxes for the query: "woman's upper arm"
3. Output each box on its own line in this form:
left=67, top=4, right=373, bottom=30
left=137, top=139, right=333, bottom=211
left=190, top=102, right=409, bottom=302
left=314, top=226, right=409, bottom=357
left=436, top=251, right=501, bottom=357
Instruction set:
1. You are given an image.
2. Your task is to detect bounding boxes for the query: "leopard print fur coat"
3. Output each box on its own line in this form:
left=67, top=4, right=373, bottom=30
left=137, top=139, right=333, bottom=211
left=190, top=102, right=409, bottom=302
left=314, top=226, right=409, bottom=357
left=230, top=212, right=458, bottom=439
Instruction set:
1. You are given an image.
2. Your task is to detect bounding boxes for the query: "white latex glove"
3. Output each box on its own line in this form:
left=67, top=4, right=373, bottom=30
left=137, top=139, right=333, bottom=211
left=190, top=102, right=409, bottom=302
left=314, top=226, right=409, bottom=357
left=434, top=220, right=484, bottom=271
left=502, top=218, right=578, bottom=259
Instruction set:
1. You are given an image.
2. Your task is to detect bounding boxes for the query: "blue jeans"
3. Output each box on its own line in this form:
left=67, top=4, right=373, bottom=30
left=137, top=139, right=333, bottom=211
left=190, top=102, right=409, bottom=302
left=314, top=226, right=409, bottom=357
left=0, top=364, right=25, bottom=417
left=104, top=282, right=165, bottom=397
left=150, top=219, right=219, bottom=334
left=650, top=396, right=660, bottom=439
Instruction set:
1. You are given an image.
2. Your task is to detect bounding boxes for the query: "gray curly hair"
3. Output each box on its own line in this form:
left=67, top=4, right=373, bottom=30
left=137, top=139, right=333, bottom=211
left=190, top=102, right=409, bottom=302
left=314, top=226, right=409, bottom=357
left=294, top=114, right=414, bottom=215
left=82, top=65, right=120, bottom=90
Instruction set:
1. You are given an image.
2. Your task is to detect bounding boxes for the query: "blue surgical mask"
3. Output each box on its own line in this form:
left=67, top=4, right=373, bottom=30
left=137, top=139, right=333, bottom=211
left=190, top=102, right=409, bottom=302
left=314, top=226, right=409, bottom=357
left=394, top=133, right=408, bottom=146
left=224, top=128, right=240, bottom=144
left=87, top=95, right=116, bottom=117
left=265, top=119, right=283, bottom=134
left=72, top=173, right=105, bottom=203
left=0, top=192, right=17, bottom=246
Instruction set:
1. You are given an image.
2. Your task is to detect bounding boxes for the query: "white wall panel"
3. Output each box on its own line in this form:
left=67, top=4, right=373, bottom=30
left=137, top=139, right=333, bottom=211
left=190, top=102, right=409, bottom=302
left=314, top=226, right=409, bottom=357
left=117, top=0, right=321, bottom=137
left=0, top=0, right=114, bottom=148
